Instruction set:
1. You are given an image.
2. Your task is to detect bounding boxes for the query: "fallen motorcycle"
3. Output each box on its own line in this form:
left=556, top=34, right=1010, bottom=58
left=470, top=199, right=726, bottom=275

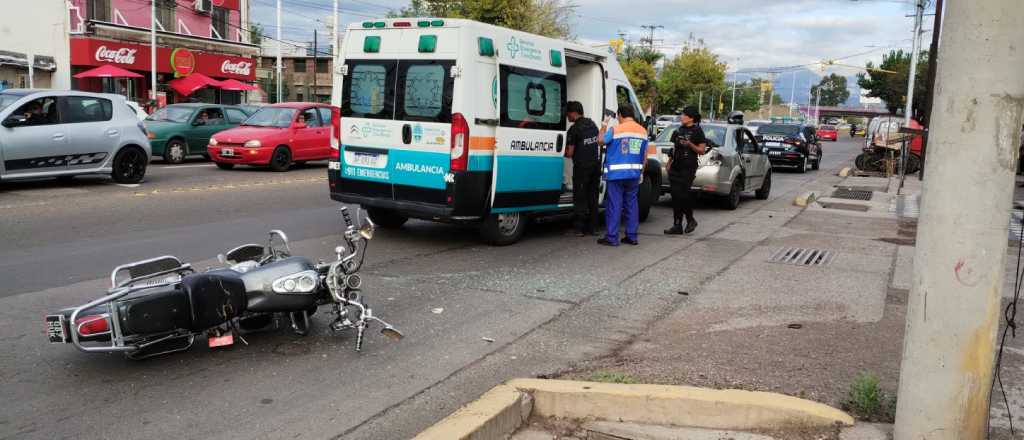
left=44, top=207, right=401, bottom=360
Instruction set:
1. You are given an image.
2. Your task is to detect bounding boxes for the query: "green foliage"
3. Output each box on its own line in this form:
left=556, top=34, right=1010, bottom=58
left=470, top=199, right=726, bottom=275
left=588, top=371, right=638, bottom=384
left=249, top=23, right=263, bottom=45
left=810, top=73, right=850, bottom=107
left=843, top=372, right=896, bottom=422
left=656, top=47, right=727, bottom=114
left=387, top=0, right=573, bottom=39
left=617, top=45, right=663, bottom=111
left=728, top=78, right=780, bottom=114
left=857, top=49, right=930, bottom=117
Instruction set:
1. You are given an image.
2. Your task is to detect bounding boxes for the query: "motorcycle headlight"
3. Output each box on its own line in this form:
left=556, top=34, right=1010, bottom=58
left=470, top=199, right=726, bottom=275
left=272, top=270, right=318, bottom=294
left=244, top=140, right=262, bottom=148
left=209, top=137, right=218, bottom=146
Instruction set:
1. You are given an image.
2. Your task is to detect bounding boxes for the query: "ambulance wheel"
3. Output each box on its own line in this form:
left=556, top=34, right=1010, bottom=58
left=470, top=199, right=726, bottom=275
left=367, top=208, right=408, bottom=229
left=638, top=179, right=653, bottom=222
left=480, top=212, right=526, bottom=246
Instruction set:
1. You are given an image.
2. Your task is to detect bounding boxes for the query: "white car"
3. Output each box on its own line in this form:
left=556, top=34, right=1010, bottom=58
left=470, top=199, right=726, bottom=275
left=655, top=115, right=677, bottom=134
left=745, top=119, right=771, bottom=135
left=124, top=101, right=148, bottom=121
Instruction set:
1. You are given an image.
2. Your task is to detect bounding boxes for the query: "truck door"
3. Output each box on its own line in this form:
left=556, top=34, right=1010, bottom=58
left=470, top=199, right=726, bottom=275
left=491, top=63, right=568, bottom=212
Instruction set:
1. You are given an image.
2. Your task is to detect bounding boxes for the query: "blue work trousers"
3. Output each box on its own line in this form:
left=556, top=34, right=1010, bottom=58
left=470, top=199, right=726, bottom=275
left=604, top=178, right=639, bottom=244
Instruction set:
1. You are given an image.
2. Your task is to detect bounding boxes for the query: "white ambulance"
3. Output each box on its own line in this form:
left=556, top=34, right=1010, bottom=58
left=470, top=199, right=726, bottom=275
left=328, top=18, right=660, bottom=245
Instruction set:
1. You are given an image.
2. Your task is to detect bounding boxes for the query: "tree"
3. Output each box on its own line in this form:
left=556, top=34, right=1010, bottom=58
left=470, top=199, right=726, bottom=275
left=655, top=47, right=727, bottom=114
left=388, top=0, right=573, bottom=39
left=857, top=49, right=929, bottom=117
left=249, top=23, right=263, bottom=45
left=810, top=73, right=850, bottom=107
left=617, top=45, right=662, bottom=111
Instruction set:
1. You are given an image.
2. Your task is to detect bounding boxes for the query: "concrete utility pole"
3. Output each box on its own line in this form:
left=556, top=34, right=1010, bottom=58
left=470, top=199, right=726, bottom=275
left=151, top=0, right=157, bottom=103
left=918, top=0, right=944, bottom=178
left=639, top=24, right=663, bottom=118
left=330, top=0, right=341, bottom=105
left=276, top=0, right=283, bottom=103
left=767, top=72, right=777, bottom=119
left=893, top=1, right=1024, bottom=438
left=903, top=0, right=925, bottom=124
left=789, top=70, right=797, bottom=117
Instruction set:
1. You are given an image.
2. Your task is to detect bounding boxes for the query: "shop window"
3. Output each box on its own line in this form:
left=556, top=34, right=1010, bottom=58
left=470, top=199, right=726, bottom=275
left=293, top=59, right=307, bottom=73
left=316, top=59, right=329, bottom=74
left=296, top=93, right=303, bottom=102
left=155, top=0, right=175, bottom=32
left=87, top=0, right=111, bottom=22
left=212, top=7, right=229, bottom=40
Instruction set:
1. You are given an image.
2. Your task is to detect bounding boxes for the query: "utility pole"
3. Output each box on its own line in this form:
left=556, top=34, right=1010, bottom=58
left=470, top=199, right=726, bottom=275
left=893, top=1, right=1024, bottom=439
left=276, top=0, right=283, bottom=103
left=789, top=70, right=797, bottom=117
left=903, top=0, right=925, bottom=125
left=313, top=29, right=317, bottom=102
left=330, top=0, right=341, bottom=106
left=150, top=0, right=157, bottom=105
left=918, top=0, right=944, bottom=178
left=730, top=78, right=737, bottom=113
left=639, top=24, right=663, bottom=118
left=766, top=72, right=777, bottom=119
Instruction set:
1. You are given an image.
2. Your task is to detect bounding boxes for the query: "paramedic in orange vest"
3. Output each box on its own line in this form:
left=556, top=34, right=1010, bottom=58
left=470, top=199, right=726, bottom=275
left=597, top=104, right=648, bottom=246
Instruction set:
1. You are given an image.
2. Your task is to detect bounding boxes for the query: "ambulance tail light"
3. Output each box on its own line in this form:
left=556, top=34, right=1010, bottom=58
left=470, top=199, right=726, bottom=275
left=450, top=113, right=469, bottom=172
left=331, top=108, right=342, bottom=160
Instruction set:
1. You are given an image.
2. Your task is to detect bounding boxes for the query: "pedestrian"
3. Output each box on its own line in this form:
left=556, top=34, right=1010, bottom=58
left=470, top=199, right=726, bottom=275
left=597, top=104, right=648, bottom=246
left=565, top=101, right=601, bottom=236
left=664, top=106, right=707, bottom=235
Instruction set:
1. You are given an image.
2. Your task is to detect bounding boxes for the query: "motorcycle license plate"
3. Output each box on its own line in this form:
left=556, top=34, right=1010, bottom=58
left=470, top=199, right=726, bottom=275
left=221, top=148, right=235, bottom=157
left=45, top=314, right=68, bottom=343
left=208, top=333, right=234, bottom=348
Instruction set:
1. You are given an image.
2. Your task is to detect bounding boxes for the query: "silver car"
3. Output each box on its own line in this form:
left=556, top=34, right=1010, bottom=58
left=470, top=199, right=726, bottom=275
left=0, top=89, right=151, bottom=184
left=654, top=122, right=772, bottom=209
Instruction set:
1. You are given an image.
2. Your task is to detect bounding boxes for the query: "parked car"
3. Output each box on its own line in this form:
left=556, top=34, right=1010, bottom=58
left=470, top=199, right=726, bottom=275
left=208, top=103, right=335, bottom=172
left=817, top=124, right=838, bottom=141
left=125, top=101, right=148, bottom=121
left=0, top=89, right=151, bottom=184
left=654, top=122, right=772, bottom=209
left=745, top=119, right=771, bottom=135
left=655, top=115, right=677, bottom=134
left=756, top=123, right=822, bottom=173
left=145, top=103, right=254, bottom=164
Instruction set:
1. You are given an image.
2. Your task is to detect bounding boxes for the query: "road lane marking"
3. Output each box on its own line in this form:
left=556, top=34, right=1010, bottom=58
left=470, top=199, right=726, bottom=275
left=0, top=201, right=49, bottom=210
left=132, top=176, right=327, bottom=197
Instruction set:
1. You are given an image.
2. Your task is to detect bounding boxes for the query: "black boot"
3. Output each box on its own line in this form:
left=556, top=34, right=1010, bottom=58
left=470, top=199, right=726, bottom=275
left=684, top=218, right=698, bottom=234
left=664, top=219, right=684, bottom=235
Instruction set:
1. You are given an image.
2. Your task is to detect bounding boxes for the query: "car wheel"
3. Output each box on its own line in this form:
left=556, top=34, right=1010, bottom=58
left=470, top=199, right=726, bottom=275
left=722, top=177, right=741, bottom=210
left=216, top=162, right=235, bottom=170
left=904, top=153, right=922, bottom=174
left=367, top=208, right=408, bottom=228
left=638, top=178, right=653, bottom=222
left=812, top=153, right=821, bottom=170
left=480, top=212, right=526, bottom=246
left=755, top=171, right=771, bottom=200
left=855, top=153, right=870, bottom=170
left=269, top=146, right=292, bottom=172
left=111, top=146, right=147, bottom=184
left=798, top=156, right=808, bottom=174
left=164, top=139, right=187, bottom=164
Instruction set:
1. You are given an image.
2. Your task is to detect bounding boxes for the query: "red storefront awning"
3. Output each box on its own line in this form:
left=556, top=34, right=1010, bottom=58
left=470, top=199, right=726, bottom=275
left=73, top=64, right=144, bottom=79
left=168, top=73, right=221, bottom=96
left=70, top=38, right=256, bottom=81
left=217, top=79, right=260, bottom=91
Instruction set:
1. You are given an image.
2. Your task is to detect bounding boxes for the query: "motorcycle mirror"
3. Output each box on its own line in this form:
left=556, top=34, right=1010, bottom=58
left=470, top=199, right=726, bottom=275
left=359, top=214, right=376, bottom=240
left=380, top=326, right=404, bottom=341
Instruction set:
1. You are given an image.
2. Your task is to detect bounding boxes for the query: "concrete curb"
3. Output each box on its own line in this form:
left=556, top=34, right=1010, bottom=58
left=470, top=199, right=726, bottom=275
left=794, top=191, right=817, bottom=207
left=414, top=379, right=854, bottom=439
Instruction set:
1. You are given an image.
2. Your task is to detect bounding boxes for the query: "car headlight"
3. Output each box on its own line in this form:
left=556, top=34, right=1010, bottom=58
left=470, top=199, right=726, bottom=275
left=272, top=270, right=318, bottom=294
left=209, top=137, right=218, bottom=146
left=244, top=140, right=261, bottom=148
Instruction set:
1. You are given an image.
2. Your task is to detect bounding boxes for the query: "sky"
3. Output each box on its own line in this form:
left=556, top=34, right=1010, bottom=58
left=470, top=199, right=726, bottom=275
left=250, top=0, right=934, bottom=76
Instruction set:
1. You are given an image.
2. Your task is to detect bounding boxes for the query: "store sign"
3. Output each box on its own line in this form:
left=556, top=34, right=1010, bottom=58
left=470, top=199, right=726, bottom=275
left=95, top=46, right=137, bottom=65
left=221, top=60, right=252, bottom=76
left=170, top=48, right=196, bottom=77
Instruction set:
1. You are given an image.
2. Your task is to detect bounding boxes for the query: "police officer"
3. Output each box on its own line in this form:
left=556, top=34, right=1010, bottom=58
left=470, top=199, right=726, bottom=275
left=565, top=101, right=601, bottom=236
left=598, top=104, right=648, bottom=246
left=664, top=106, right=707, bottom=235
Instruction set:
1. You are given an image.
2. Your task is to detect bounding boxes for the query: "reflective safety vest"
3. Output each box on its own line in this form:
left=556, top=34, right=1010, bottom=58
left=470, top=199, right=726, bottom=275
left=603, top=120, right=648, bottom=181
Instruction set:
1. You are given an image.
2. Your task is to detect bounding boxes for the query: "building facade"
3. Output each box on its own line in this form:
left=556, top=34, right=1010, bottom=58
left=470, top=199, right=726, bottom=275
left=257, top=54, right=333, bottom=103
left=67, top=0, right=259, bottom=105
left=0, top=0, right=72, bottom=91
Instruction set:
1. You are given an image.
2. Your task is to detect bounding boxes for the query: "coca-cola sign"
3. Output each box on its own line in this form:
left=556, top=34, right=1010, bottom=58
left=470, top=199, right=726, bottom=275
left=221, top=60, right=252, bottom=76
left=95, top=46, right=137, bottom=65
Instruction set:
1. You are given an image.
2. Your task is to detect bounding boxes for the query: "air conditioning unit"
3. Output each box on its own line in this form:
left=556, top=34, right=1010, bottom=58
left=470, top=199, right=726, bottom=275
left=194, top=0, right=212, bottom=13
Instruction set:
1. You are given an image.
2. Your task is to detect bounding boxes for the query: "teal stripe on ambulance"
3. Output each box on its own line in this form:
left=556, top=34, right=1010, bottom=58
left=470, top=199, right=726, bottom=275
left=340, top=146, right=449, bottom=190
left=494, top=156, right=563, bottom=192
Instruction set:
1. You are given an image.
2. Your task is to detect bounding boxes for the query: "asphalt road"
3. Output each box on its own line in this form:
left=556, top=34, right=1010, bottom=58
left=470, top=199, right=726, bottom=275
left=0, top=137, right=864, bottom=440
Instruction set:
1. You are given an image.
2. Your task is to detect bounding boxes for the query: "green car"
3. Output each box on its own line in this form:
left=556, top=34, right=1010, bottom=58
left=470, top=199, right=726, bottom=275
left=144, top=103, right=255, bottom=164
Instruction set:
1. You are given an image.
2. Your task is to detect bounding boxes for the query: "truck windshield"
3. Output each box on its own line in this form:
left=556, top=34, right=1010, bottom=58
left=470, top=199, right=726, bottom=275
left=241, top=108, right=297, bottom=128
left=147, top=107, right=193, bottom=123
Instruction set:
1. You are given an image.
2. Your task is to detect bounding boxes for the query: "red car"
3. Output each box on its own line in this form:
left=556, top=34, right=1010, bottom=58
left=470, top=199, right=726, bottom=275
left=817, top=124, right=838, bottom=141
left=208, top=103, right=337, bottom=171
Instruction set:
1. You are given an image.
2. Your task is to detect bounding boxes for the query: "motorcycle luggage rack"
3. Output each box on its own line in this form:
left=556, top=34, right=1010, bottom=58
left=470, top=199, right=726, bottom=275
left=69, top=256, right=194, bottom=355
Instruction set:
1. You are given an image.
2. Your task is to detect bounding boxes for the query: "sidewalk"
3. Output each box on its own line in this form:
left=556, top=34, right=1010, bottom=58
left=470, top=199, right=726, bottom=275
left=557, top=172, right=1024, bottom=439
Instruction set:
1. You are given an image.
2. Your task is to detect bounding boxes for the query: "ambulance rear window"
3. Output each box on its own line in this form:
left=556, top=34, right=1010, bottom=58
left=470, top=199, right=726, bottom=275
left=396, top=60, right=454, bottom=123
left=341, top=60, right=396, bottom=120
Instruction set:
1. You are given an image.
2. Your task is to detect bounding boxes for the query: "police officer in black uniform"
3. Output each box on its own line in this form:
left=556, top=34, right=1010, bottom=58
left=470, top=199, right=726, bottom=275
left=565, top=101, right=601, bottom=236
left=664, top=106, right=707, bottom=235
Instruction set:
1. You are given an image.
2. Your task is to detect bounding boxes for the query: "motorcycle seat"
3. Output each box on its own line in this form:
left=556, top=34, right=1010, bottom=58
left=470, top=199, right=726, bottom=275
left=181, top=271, right=248, bottom=331
left=118, top=285, right=192, bottom=335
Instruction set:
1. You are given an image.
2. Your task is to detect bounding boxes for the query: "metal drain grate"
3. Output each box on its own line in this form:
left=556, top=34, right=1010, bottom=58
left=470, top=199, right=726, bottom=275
left=831, top=188, right=873, bottom=201
left=769, top=247, right=836, bottom=266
